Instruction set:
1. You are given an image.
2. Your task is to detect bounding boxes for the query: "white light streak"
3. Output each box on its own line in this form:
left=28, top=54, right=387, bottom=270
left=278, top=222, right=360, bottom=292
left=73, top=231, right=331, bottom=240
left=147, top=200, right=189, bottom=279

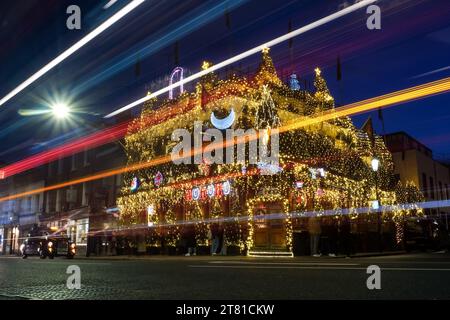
left=105, top=0, right=376, bottom=118
left=0, top=0, right=145, bottom=108
left=104, top=0, right=118, bottom=10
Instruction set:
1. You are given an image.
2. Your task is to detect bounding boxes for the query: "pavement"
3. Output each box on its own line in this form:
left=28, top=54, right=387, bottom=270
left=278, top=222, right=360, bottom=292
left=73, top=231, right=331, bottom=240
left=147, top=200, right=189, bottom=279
left=1, top=252, right=450, bottom=300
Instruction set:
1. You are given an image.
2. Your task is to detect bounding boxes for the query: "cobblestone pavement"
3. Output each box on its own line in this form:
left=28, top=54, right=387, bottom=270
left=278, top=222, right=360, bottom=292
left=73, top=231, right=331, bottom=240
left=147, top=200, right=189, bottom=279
left=1, top=253, right=450, bottom=299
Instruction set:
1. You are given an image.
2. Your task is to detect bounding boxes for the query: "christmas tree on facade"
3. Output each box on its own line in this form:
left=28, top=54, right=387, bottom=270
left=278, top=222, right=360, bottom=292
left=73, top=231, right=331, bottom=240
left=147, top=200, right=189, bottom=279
left=117, top=48, right=423, bottom=256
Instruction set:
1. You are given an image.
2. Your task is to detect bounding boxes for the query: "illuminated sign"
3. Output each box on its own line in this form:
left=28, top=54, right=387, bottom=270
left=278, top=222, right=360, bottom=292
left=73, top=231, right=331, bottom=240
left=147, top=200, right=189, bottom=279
left=185, top=181, right=232, bottom=201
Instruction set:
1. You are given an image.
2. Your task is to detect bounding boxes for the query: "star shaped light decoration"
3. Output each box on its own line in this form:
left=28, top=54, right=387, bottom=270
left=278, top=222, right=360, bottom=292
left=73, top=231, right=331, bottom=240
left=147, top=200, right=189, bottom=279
left=314, top=67, right=321, bottom=76
left=202, top=61, right=211, bottom=70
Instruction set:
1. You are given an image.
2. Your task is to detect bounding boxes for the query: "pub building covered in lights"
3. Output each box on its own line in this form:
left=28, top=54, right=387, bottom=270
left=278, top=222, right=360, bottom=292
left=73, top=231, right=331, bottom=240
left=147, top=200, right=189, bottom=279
left=116, top=49, right=423, bottom=257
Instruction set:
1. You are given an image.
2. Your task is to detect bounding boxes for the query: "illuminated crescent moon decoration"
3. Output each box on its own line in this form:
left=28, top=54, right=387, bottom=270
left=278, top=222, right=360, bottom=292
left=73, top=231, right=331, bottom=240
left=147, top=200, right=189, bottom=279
left=210, top=108, right=235, bottom=130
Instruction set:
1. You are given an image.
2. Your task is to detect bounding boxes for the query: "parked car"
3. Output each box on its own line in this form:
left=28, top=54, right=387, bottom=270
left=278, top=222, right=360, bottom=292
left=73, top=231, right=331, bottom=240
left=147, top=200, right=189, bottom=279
left=20, top=227, right=76, bottom=259
left=404, top=217, right=450, bottom=252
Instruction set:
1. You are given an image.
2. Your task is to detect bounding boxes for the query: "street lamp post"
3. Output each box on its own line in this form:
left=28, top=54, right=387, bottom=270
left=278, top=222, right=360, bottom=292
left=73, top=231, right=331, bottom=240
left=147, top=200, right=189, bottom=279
left=371, top=158, right=382, bottom=252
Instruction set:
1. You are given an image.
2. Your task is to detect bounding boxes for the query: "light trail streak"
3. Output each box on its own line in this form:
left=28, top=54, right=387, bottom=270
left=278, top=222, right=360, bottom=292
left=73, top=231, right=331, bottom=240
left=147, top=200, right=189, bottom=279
left=104, top=0, right=376, bottom=118
left=0, top=0, right=145, bottom=108
left=279, top=77, right=450, bottom=133
left=84, top=199, right=450, bottom=237
left=104, top=0, right=118, bottom=10
left=0, top=91, right=200, bottom=179
left=75, top=0, right=250, bottom=95
left=16, top=197, right=450, bottom=241
left=1, top=77, right=450, bottom=202
left=0, top=121, right=130, bottom=179
left=411, top=66, right=450, bottom=79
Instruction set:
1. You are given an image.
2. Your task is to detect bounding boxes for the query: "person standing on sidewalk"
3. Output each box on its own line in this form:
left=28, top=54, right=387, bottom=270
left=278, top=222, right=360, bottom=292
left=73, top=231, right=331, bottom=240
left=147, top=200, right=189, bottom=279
left=308, top=215, right=322, bottom=257
left=184, top=226, right=197, bottom=256
left=340, top=215, right=352, bottom=258
left=209, top=224, right=219, bottom=255
left=218, top=223, right=227, bottom=256
left=322, top=216, right=339, bottom=257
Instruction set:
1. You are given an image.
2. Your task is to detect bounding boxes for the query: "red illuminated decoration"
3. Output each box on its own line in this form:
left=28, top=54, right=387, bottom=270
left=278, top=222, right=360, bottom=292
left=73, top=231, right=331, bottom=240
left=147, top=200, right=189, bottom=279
left=296, top=194, right=304, bottom=204
left=185, top=181, right=231, bottom=201
left=184, top=189, right=192, bottom=201
left=154, top=171, right=164, bottom=187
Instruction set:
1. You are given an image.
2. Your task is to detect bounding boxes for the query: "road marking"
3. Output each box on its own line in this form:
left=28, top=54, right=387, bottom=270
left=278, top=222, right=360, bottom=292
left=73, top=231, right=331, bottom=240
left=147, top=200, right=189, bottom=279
left=209, top=261, right=360, bottom=266
left=189, top=265, right=450, bottom=271
left=24, top=261, right=111, bottom=266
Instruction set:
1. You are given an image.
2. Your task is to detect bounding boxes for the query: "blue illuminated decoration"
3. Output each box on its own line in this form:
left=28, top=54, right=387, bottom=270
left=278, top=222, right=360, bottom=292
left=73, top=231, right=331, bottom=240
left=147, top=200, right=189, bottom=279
left=130, top=176, right=140, bottom=192
left=192, top=187, right=200, bottom=201
left=289, top=73, right=300, bottom=90
left=222, top=180, right=231, bottom=195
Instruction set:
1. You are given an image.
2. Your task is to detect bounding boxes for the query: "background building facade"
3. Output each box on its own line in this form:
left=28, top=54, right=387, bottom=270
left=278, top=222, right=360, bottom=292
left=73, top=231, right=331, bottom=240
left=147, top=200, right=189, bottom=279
left=384, top=131, right=450, bottom=228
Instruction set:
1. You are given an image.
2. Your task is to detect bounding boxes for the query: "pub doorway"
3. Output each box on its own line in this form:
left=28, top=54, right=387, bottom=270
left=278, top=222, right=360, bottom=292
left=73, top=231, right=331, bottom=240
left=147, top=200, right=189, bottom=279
left=253, top=201, right=286, bottom=250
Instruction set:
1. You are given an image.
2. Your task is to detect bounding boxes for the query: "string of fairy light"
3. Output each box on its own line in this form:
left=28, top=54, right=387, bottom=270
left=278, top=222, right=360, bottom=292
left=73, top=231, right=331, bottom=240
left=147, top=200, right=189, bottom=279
left=116, top=49, right=426, bottom=253
left=0, top=50, right=436, bottom=252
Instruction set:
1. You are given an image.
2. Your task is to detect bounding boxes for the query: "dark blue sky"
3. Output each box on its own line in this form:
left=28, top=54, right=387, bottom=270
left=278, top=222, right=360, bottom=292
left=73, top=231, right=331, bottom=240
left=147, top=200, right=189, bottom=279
left=0, top=0, right=449, bottom=164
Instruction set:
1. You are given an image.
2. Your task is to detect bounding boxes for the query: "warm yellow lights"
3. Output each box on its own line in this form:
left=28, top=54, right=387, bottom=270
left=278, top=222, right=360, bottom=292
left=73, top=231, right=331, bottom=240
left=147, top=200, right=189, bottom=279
left=314, top=67, right=321, bottom=76
left=1, top=72, right=447, bottom=216
left=202, top=61, right=211, bottom=70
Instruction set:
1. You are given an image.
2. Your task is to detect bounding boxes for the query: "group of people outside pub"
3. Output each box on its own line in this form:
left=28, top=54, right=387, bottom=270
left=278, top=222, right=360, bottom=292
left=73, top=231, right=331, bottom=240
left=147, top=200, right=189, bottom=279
left=308, top=215, right=353, bottom=258
left=184, top=222, right=227, bottom=256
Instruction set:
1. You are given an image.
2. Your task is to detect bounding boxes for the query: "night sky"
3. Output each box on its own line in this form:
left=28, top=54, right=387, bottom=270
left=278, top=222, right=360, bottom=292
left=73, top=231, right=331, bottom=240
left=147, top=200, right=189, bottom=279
left=0, top=0, right=449, bottom=165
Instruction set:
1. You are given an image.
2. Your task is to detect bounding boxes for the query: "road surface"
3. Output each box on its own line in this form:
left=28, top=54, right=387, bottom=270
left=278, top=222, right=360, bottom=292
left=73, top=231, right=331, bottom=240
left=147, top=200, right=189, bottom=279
left=0, top=253, right=449, bottom=300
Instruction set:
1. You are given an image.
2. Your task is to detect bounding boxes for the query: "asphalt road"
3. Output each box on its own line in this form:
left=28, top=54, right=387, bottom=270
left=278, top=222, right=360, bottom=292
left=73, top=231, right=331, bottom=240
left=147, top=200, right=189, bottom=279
left=1, top=253, right=450, bottom=300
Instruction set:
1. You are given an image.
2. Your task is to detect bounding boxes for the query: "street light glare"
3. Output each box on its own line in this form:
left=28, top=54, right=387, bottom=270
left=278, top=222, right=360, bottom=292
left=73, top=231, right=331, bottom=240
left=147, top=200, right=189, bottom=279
left=0, top=0, right=145, bottom=108
left=51, top=103, right=70, bottom=119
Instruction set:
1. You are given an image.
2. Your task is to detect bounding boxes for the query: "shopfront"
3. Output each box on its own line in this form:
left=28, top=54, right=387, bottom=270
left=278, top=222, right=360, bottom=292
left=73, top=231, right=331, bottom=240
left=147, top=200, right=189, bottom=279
left=1, top=226, right=20, bottom=255
left=67, top=218, right=89, bottom=256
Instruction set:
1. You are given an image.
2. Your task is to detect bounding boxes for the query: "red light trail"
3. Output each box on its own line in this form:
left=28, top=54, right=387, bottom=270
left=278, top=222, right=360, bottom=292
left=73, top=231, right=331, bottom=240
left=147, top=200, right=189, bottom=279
left=1, top=77, right=450, bottom=203
left=0, top=94, right=199, bottom=179
left=0, top=120, right=130, bottom=179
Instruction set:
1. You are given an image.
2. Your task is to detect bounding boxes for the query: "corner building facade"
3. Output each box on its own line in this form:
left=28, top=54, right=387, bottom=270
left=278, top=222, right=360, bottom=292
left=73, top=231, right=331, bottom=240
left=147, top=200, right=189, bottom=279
left=117, top=50, right=422, bottom=256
